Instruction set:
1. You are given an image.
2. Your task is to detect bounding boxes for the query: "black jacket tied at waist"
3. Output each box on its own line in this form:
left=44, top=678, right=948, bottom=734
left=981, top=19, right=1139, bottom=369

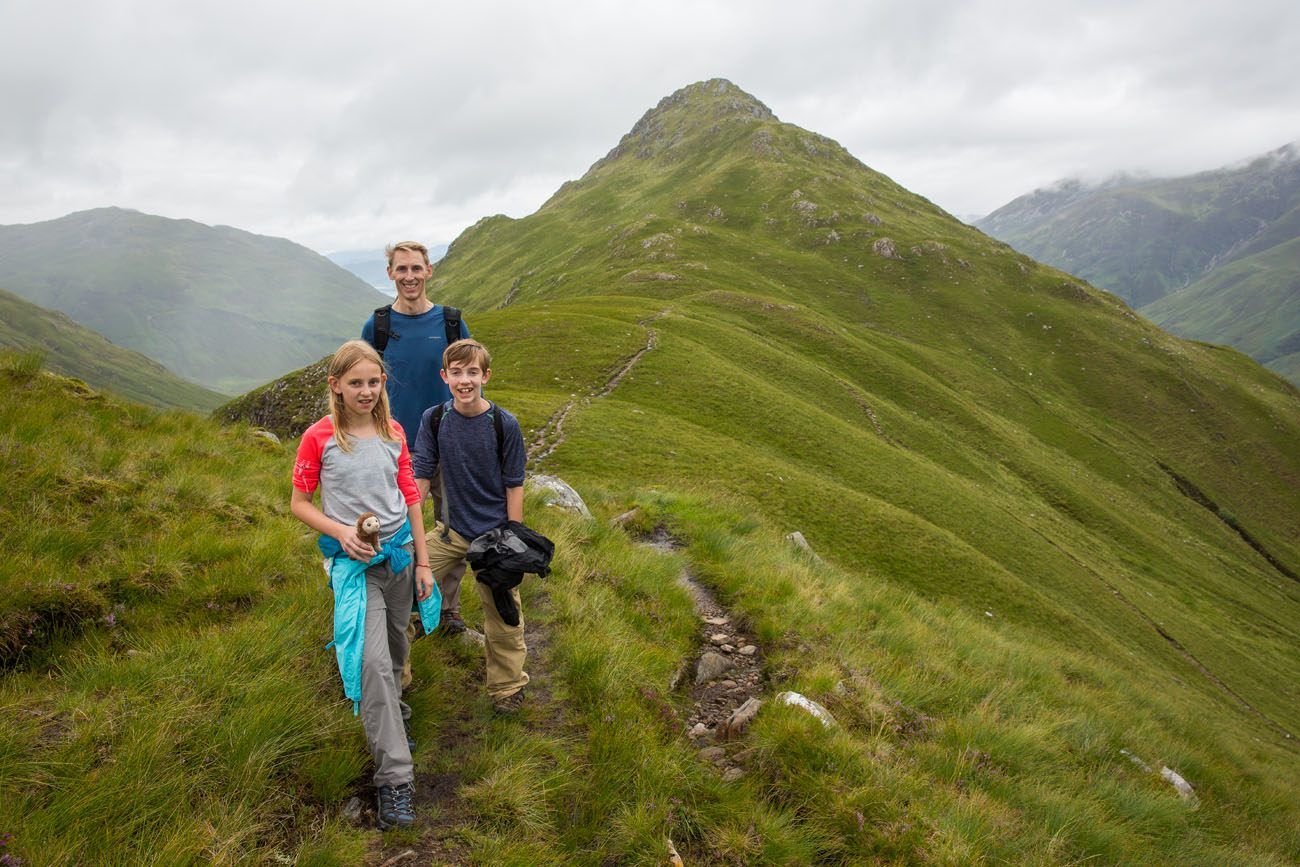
left=466, top=521, right=555, bottom=627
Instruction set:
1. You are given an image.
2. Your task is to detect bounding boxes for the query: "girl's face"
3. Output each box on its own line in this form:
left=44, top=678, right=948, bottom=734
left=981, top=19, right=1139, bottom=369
left=329, top=360, right=386, bottom=421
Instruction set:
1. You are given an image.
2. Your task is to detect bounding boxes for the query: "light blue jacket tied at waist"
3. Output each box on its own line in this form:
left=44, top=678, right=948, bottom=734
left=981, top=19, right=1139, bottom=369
left=318, top=519, right=441, bottom=713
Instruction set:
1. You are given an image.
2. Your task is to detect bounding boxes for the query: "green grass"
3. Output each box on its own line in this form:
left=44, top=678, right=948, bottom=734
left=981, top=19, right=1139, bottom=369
left=5, top=80, right=1300, bottom=864
left=0, top=290, right=226, bottom=410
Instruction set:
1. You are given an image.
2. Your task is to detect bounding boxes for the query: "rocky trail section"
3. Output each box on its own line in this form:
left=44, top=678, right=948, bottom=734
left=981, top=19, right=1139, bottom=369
left=640, top=528, right=766, bottom=783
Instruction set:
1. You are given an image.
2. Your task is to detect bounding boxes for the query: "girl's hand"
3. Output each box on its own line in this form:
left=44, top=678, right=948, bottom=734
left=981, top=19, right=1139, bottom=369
left=336, top=523, right=376, bottom=561
left=415, top=565, right=435, bottom=600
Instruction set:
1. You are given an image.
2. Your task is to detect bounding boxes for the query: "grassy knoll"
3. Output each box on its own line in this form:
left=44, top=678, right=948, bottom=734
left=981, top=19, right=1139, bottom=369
left=0, top=289, right=226, bottom=411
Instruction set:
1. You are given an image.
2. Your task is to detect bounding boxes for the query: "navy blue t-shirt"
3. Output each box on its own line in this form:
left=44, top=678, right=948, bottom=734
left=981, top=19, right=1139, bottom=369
left=411, top=401, right=526, bottom=540
left=361, top=305, right=470, bottom=449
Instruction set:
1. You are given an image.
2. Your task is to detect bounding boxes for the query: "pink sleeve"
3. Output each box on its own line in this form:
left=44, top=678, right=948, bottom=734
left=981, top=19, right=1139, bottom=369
left=292, top=418, right=332, bottom=493
left=392, top=422, right=421, bottom=506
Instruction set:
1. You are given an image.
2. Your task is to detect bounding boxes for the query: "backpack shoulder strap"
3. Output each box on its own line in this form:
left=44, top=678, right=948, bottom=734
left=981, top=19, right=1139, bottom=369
left=442, top=306, right=462, bottom=348
left=372, top=305, right=393, bottom=355
left=486, top=401, right=506, bottom=467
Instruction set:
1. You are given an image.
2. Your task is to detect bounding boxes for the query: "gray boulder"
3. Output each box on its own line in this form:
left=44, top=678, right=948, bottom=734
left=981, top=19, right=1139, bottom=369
left=528, top=474, right=592, bottom=518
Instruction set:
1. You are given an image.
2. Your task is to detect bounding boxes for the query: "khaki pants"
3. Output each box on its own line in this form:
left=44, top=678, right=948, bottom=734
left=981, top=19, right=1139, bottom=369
left=428, top=527, right=529, bottom=699
left=401, top=523, right=469, bottom=689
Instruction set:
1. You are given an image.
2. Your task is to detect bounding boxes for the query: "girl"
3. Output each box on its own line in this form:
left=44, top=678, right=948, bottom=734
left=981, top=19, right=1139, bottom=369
left=290, top=339, right=438, bottom=830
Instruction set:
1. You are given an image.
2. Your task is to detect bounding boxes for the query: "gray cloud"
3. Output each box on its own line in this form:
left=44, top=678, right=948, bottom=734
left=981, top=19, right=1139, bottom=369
left=2, top=0, right=1297, bottom=250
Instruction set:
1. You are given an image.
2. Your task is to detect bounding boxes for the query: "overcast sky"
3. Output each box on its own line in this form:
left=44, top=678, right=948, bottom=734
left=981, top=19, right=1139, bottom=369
left=3, top=0, right=1298, bottom=255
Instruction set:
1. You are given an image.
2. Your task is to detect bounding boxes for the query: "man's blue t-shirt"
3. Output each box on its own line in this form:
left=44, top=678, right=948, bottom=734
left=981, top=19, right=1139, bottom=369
left=411, top=401, right=527, bottom=541
left=361, top=305, right=470, bottom=449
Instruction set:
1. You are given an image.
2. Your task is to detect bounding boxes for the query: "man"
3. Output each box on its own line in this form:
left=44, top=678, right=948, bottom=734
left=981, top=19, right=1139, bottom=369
left=362, top=242, right=474, bottom=664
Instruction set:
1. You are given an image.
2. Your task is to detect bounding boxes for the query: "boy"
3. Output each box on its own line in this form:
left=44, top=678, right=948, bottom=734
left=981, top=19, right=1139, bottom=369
left=413, top=339, right=530, bottom=712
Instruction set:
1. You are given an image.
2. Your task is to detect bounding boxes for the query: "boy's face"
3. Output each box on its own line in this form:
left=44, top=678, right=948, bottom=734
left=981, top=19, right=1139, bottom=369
left=387, top=248, right=430, bottom=305
left=440, top=356, right=491, bottom=410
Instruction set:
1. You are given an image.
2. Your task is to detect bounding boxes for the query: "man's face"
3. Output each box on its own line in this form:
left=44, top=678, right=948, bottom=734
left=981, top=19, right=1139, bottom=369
left=387, top=248, right=430, bottom=305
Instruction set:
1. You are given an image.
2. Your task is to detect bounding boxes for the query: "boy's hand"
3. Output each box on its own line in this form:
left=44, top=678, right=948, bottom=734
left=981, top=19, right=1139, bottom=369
left=337, top=523, right=376, bottom=561
left=415, top=565, right=435, bottom=600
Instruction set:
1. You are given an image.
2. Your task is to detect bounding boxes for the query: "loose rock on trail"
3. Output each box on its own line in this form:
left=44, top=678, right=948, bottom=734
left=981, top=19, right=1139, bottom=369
left=640, top=527, right=767, bottom=782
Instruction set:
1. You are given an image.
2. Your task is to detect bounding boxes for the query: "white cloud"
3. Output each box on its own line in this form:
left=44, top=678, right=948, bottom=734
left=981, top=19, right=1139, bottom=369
left=2, top=0, right=1297, bottom=247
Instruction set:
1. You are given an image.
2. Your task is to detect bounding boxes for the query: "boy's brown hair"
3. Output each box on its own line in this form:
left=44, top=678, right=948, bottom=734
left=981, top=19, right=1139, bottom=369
left=385, top=241, right=430, bottom=268
left=443, top=338, right=491, bottom=371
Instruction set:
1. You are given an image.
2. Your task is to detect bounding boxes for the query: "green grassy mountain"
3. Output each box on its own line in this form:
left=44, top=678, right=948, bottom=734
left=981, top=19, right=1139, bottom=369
left=0, top=207, right=379, bottom=394
left=6, top=80, right=1300, bottom=863
left=0, top=288, right=224, bottom=411
left=975, top=144, right=1300, bottom=383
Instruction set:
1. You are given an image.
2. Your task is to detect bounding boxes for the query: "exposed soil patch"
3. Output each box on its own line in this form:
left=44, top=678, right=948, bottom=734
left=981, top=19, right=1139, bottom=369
left=641, top=528, right=766, bottom=781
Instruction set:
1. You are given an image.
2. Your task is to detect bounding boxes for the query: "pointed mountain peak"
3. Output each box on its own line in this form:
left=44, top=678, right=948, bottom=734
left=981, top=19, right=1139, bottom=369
left=597, top=78, right=777, bottom=165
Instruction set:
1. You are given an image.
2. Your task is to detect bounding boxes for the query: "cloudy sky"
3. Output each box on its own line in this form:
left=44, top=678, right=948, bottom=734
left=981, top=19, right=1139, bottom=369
left=3, top=0, right=1298, bottom=255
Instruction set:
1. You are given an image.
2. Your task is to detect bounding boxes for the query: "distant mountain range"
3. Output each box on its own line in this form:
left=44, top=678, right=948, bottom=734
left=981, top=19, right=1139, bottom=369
left=326, top=244, right=447, bottom=290
left=976, top=144, right=1300, bottom=384
left=0, top=208, right=379, bottom=394
left=0, top=288, right=224, bottom=410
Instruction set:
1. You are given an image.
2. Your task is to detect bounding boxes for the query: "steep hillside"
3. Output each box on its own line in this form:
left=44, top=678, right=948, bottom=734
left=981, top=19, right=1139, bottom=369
left=976, top=144, right=1300, bottom=383
left=0, top=207, right=378, bottom=393
left=15, top=80, right=1300, bottom=863
left=0, top=288, right=224, bottom=410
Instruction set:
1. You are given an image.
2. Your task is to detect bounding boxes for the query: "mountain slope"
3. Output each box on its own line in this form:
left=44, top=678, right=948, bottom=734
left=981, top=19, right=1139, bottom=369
left=0, top=207, right=378, bottom=393
left=78, top=79, right=1300, bottom=861
left=0, top=288, right=224, bottom=410
left=976, top=144, right=1300, bottom=383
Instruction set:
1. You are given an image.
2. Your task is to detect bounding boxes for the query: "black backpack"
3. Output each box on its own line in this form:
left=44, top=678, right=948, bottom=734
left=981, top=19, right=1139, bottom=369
left=371, top=304, right=462, bottom=357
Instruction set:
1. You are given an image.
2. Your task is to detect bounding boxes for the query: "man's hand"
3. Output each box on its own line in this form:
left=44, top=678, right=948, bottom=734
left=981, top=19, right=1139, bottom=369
left=415, top=565, right=435, bottom=600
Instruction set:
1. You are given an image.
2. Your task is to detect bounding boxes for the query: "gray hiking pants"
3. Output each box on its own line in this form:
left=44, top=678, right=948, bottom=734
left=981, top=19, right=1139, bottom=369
left=362, top=551, right=415, bottom=787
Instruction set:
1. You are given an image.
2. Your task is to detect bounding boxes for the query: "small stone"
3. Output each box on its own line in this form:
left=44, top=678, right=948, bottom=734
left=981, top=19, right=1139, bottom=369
left=710, top=633, right=729, bottom=644
left=704, top=616, right=730, bottom=626
left=696, top=651, right=736, bottom=684
left=722, top=697, right=764, bottom=740
left=459, top=628, right=486, bottom=648
left=719, top=680, right=737, bottom=689
left=739, top=645, right=758, bottom=656
left=721, top=767, right=745, bottom=783
left=721, top=644, right=735, bottom=653
left=699, top=746, right=726, bottom=762
left=1161, top=767, right=1199, bottom=805
left=776, top=691, right=837, bottom=728
left=342, top=797, right=364, bottom=822
left=688, top=723, right=710, bottom=739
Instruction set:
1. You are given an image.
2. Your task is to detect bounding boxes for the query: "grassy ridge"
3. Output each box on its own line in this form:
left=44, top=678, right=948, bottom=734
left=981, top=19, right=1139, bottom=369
left=0, top=290, right=225, bottom=411
left=7, top=80, right=1300, bottom=863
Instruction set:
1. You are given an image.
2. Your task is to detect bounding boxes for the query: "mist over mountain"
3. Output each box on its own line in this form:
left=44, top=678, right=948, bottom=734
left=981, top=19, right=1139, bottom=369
left=0, top=207, right=379, bottom=393
left=977, top=144, right=1300, bottom=383
left=0, top=287, right=224, bottom=410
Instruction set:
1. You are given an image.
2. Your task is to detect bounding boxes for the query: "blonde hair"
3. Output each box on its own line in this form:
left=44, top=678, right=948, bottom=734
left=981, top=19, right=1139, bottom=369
left=385, top=241, right=430, bottom=268
left=443, top=338, right=491, bottom=371
left=327, top=340, right=397, bottom=452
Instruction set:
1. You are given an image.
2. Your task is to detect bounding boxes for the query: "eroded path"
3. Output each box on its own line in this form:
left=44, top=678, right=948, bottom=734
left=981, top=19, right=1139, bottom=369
left=642, top=528, right=767, bottom=782
left=528, top=311, right=667, bottom=467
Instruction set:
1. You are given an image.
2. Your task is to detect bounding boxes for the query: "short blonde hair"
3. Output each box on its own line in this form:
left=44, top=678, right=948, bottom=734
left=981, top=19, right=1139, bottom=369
left=385, top=241, right=430, bottom=268
left=443, top=338, right=491, bottom=371
left=327, top=340, right=397, bottom=451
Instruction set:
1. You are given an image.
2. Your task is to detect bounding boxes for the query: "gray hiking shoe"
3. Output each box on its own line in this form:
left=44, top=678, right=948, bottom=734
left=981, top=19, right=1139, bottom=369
left=376, top=782, right=416, bottom=830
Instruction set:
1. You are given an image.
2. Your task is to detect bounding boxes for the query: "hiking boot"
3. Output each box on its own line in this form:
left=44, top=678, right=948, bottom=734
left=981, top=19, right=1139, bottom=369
left=376, top=782, right=416, bottom=830
left=492, top=688, right=526, bottom=715
left=439, top=611, right=467, bottom=636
